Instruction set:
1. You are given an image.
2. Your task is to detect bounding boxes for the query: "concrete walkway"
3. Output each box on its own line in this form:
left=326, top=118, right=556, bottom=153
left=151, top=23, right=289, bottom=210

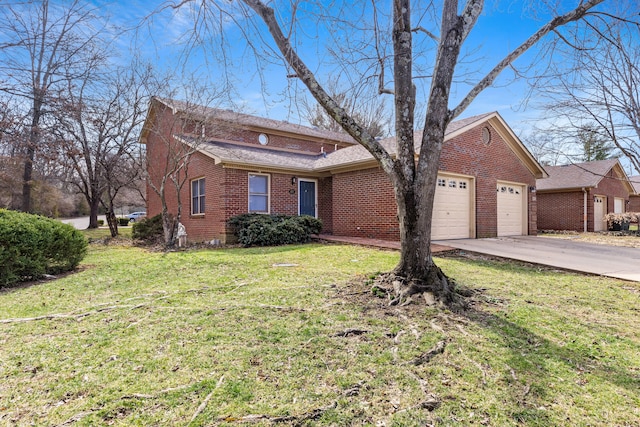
left=437, top=236, right=640, bottom=282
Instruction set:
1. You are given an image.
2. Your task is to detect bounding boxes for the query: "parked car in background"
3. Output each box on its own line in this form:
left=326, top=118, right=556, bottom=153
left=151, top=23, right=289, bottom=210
left=127, top=211, right=146, bottom=222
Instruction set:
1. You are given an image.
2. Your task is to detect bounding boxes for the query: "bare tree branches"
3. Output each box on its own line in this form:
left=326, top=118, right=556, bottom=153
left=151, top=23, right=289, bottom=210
left=539, top=16, right=640, bottom=173
left=0, top=0, right=108, bottom=213
left=451, top=0, right=605, bottom=120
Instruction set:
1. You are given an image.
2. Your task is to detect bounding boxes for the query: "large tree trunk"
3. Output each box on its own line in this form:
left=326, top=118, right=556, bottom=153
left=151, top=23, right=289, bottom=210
left=390, top=173, right=456, bottom=306
left=22, top=103, right=41, bottom=213
left=21, top=146, right=34, bottom=213
left=88, top=195, right=100, bottom=229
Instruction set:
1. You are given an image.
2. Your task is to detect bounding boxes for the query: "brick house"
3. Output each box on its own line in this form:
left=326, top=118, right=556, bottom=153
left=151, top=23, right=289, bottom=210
left=536, top=159, right=634, bottom=232
left=628, top=176, right=640, bottom=212
left=141, top=97, right=547, bottom=243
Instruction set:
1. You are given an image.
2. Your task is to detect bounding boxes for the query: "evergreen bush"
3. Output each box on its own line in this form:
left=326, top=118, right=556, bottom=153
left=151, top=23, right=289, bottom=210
left=228, top=213, right=322, bottom=247
left=132, top=214, right=164, bottom=243
left=0, top=209, right=88, bottom=287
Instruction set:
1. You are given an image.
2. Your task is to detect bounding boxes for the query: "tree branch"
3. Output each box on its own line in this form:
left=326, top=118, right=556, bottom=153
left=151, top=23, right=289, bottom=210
left=240, top=0, right=397, bottom=177
left=451, top=0, right=605, bottom=120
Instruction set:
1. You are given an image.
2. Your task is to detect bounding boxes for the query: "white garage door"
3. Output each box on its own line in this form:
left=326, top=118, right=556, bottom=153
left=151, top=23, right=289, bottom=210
left=432, top=175, right=472, bottom=240
left=614, top=197, right=624, bottom=214
left=497, top=183, right=525, bottom=236
left=594, top=195, right=606, bottom=231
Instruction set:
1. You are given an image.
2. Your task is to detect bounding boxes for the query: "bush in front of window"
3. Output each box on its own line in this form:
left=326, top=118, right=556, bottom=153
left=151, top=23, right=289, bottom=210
left=132, top=214, right=164, bottom=243
left=228, top=213, right=323, bottom=247
left=0, top=209, right=88, bottom=287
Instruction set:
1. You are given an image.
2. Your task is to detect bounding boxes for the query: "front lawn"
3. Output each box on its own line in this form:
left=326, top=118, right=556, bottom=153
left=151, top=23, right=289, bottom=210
left=1, top=240, right=639, bottom=426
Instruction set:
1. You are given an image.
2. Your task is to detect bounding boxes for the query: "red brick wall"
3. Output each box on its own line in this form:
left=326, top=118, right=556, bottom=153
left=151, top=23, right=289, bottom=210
left=318, top=177, right=333, bottom=234
left=596, top=167, right=630, bottom=214
left=537, top=167, right=630, bottom=232
left=332, top=167, right=399, bottom=240
left=537, top=191, right=585, bottom=231
left=630, top=195, right=640, bottom=212
left=330, top=123, right=537, bottom=240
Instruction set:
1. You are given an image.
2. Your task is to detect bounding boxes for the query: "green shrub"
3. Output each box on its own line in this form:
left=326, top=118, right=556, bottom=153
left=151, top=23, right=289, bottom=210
left=0, top=209, right=88, bottom=287
left=118, top=217, right=130, bottom=226
left=228, top=213, right=322, bottom=247
left=97, top=219, right=104, bottom=226
left=132, top=214, right=164, bottom=243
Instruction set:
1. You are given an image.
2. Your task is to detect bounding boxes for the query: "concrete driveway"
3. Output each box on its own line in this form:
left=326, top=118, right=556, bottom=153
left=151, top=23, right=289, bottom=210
left=436, top=236, right=640, bottom=282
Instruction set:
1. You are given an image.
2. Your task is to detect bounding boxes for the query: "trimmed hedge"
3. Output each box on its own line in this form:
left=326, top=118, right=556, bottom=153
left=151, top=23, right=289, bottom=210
left=0, top=209, right=88, bottom=287
left=132, top=214, right=164, bottom=243
left=228, top=213, right=322, bottom=247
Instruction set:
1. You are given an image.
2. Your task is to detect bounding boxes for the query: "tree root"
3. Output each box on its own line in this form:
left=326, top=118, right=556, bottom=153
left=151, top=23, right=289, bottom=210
left=189, top=375, right=225, bottom=422
left=370, top=268, right=472, bottom=311
left=332, top=328, right=369, bottom=337
left=0, top=305, right=140, bottom=324
left=410, top=340, right=446, bottom=366
left=220, top=402, right=337, bottom=424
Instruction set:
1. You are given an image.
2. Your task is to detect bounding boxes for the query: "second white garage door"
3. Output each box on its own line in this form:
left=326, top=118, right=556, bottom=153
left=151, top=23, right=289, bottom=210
left=432, top=175, right=473, bottom=240
left=497, top=182, right=526, bottom=236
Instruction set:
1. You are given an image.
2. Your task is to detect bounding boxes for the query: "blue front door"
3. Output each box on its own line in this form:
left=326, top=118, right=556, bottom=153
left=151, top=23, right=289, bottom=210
left=299, top=180, right=316, bottom=217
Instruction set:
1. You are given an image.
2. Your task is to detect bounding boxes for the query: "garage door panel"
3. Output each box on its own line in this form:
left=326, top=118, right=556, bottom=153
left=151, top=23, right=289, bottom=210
left=432, top=176, right=472, bottom=240
left=594, top=196, right=606, bottom=232
left=497, top=183, right=525, bottom=236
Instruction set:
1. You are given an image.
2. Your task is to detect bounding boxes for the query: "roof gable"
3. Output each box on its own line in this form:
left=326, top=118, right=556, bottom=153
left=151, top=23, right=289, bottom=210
left=315, top=111, right=547, bottom=178
left=536, top=159, right=633, bottom=193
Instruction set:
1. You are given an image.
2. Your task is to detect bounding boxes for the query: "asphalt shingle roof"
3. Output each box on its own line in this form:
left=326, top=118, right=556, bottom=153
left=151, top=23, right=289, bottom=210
left=181, top=137, right=323, bottom=171
left=179, top=112, right=498, bottom=172
left=536, top=159, right=620, bottom=191
left=629, top=175, right=640, bottom=194
left=158, top=97, right=356, bottom=145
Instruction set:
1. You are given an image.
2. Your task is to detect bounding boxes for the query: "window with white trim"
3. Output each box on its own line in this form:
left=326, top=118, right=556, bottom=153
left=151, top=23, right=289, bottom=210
left=249, top=173, right=270, bottom=213
left=437, top=178, right=446, bottom=187
left=191, top=177, right=205, bottom=215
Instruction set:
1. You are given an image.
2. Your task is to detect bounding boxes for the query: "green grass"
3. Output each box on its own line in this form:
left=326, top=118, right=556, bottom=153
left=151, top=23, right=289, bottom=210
left=1, top=240, right=639, bottom=426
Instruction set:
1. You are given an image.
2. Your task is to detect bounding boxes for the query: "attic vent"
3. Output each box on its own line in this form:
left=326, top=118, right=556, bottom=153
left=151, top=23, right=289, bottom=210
left=482, top=127, right=491, bottom=145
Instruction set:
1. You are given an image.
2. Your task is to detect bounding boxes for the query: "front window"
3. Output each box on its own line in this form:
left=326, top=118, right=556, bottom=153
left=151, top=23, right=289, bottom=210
left=191, top=177, right=205, bottom=215
left=249, top=173, right=269, bottom=213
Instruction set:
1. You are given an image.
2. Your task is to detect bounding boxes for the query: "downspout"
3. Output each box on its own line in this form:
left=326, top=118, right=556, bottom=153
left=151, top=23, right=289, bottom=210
left=582, top=187, right=588, bottom=232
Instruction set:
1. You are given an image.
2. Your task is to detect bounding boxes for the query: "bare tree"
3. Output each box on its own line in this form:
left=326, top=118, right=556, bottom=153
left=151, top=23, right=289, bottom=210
left=168, top=0, right=628, bottom=304
left=542, top=20, right=640, bottom=173
left=144, top=85, right=224, bottom=247
left=522, top=131, right=571, bottom=167
left=0, top=0, right=105, bottom=213
left=301, top=83, right=391, bottom=138
left=52, top=61, right=155, bottom=234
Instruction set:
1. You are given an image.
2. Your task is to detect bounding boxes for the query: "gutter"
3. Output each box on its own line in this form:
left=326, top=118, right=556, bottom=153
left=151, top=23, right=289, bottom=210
left=582, top=187, right=588, bottom=232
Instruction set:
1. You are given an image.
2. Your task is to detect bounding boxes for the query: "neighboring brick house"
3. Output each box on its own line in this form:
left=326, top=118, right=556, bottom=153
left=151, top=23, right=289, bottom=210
left=629, top=176, right=640, bottom=212
left=141, top=97, right=547, bottom=243
left=536, top=159, right=634, bottom=232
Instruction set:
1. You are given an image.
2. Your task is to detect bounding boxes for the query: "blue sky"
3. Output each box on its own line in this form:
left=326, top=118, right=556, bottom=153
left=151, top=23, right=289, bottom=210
left=99, top=1, right=602, bottom=143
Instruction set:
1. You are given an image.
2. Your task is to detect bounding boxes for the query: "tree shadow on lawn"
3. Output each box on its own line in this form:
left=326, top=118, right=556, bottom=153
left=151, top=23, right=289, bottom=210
left=462, top=302, right=639, bottom=424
